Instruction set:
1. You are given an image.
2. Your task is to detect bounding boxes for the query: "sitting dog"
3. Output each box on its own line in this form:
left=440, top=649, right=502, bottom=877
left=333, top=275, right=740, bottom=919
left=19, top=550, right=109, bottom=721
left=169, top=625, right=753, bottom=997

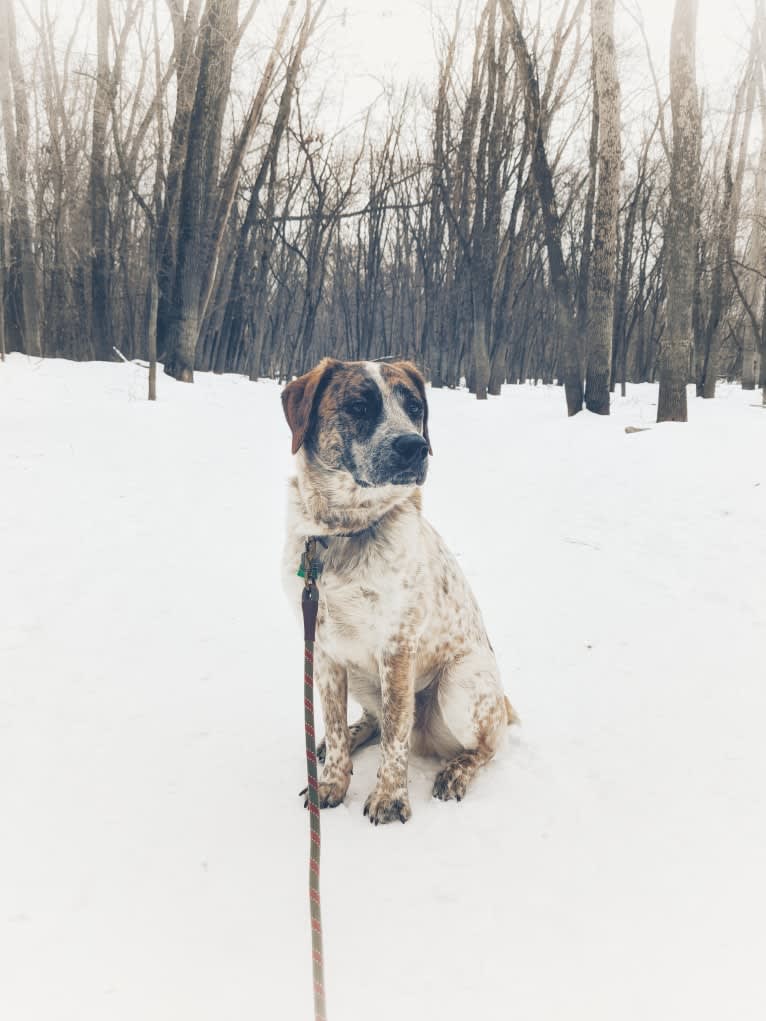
left=282, top=358, right=515, bottom=824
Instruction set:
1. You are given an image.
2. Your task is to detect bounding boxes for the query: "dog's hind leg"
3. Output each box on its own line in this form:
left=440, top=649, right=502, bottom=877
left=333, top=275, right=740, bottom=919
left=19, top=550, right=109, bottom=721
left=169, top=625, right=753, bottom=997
left=349, top=710, right=380, bottom=754
left=432, top=747, right=496, bottom=802
left=429, top=652, right=509, bottom=802
left=317, top=710, right=379, bottom=764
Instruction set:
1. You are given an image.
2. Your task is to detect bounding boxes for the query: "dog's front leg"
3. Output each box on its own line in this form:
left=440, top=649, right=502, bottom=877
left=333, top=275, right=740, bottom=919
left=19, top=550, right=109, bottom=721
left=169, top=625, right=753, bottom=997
left=364, top=645, right=415, bottom=825
left=314, top=648, right=352, bottom=808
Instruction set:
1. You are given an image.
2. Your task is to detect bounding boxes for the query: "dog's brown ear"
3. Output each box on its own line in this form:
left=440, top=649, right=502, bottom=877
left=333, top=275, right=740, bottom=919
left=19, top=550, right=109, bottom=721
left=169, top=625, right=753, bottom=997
left=395, top=361, right=432, bottom=455
left=281, top=359, right=338, bottom=455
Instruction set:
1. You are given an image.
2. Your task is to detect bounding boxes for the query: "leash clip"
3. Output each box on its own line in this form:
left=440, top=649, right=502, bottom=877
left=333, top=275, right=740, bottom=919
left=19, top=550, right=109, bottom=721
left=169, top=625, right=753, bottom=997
left=301, top=538, right=320, bottom=642
left=299, top=537, right=322, bottom=587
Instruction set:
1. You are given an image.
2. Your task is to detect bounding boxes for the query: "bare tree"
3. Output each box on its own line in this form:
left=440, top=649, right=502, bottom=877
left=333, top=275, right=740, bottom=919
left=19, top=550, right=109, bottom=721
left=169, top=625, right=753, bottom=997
left=500, top=0, right=586, bottom=415
left=584, top=0, right=620, bottom=414
left=741, top=97, right=765, bottom=392
left=0, top=0, right=759, bottom=413
left=162, top=0, right=239, bottom=381
left=657, top=0, right=700, bottom=423
left=0, top=0, right=41, bottom=357
left=697, top=44, right=756, bottom=398
left=155, top=0, right=202, bottom=355
left=0, top=177, right=6, bottom=361
left=89, top=0, right=112, bottom=360
left=163, top=0, right=315, bottom=382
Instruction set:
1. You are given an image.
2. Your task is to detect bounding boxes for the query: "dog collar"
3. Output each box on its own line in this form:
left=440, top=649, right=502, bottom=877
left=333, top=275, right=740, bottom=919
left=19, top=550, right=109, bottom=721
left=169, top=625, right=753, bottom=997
left=296, top=525, right=378, bottom=579
left=309, top=520, right=381, bottom=542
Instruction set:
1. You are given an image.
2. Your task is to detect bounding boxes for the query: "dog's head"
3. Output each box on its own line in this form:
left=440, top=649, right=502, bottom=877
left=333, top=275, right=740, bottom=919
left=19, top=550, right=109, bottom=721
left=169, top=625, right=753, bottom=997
left=282, top=359, right=432, bottom=488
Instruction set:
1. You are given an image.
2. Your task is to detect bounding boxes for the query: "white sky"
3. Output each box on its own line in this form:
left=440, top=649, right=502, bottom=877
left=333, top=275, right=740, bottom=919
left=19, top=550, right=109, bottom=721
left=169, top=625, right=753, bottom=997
left=26, top=0, right=753, bottom=149
left=303, top=0, right=750, bottom=133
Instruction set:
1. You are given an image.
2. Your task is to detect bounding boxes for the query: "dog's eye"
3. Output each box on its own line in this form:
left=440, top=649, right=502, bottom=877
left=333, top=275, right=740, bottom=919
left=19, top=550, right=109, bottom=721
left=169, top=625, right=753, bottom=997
left=347, top=400, right=368, bottom=418
left=406, top=398, right=423, bottom=418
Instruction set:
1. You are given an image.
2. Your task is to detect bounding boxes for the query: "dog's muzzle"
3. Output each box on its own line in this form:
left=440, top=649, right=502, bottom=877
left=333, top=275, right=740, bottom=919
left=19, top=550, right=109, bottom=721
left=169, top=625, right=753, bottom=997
left=384, top=433, right=429, bottom=485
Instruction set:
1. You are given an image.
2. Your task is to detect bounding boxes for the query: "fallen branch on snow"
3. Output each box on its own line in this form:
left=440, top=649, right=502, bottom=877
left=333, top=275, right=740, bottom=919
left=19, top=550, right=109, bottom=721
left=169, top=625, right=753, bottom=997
left=113, top=346, right=150, bottom=369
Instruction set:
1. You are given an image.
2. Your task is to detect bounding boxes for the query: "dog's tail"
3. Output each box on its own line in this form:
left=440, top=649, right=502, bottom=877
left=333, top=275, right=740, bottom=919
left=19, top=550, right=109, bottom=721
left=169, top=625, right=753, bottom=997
left=504, top=695, right=519, bottom=727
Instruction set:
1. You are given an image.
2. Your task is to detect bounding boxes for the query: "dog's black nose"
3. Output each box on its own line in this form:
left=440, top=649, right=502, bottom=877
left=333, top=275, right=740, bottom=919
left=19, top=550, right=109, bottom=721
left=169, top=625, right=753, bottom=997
left=392, top=434, right=429, bottom=466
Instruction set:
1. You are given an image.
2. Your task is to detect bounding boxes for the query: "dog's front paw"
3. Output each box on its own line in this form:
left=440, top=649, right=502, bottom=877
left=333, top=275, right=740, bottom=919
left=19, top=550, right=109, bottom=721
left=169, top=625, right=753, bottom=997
left=300, top=770, right=350, bottom=809
left=317, top=775, right=349, bottom=808
left=363, top=785, right=411, bottom=825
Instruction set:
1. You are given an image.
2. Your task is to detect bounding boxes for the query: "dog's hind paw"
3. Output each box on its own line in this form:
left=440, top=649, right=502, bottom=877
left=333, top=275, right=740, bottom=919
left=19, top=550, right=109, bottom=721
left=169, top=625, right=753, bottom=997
left=363, top=785, right=411, bottom=825
left=432, top=764, right=470, bottom=802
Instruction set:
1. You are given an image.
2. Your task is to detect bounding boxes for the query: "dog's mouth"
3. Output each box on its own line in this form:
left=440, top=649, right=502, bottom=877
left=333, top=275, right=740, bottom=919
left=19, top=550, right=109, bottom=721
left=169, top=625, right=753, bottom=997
left=387, top=470, right=423, bottom=486
left=353, top=468, right=426, bottom=488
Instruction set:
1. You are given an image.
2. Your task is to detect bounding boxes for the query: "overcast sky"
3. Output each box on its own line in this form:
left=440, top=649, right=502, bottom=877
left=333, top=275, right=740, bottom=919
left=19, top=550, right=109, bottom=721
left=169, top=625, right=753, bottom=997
left=29, top=0, right=752, bottom=146
left=304, top=0, right=750, bottom=133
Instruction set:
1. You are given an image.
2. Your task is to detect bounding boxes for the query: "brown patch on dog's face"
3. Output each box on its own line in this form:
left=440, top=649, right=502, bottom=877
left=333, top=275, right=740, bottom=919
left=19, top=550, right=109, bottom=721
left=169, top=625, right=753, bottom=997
left=281, top=358, right=340, bottom=454
left=282, top=359, right=432, bottom=488
left=309, top=363, right=383, bottom=479
left=379, top=361, right=432, bottom=454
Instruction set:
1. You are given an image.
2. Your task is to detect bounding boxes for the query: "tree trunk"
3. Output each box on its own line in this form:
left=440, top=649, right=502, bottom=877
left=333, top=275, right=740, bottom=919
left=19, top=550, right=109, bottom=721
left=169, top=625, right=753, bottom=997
left=146, top=228, right=159, bottom=401
left=658, top=0, right=700, bottom=423
left=702, top=61, right=755, bottom=398
left=746, top=27, right=766, bottom=391
left=196, top=0, right=303, bottom=327
left=0, top=179, right=7, bottom=361
left=156, top=0, right=203, bottom=355
left=585, top=0, right=620, bottom=415
left=500, top=0, right=584, bottom=415
left=577, top=57, right=599, bottom=377
left=0, top=0, right=41, bottom=357
left=743, top=159, right=763, bottom=390
left=163, top=0, right=238, bottom=382
left=472, top=309, right=490, bottom=400
left=89, top=0, right=111, bottom=361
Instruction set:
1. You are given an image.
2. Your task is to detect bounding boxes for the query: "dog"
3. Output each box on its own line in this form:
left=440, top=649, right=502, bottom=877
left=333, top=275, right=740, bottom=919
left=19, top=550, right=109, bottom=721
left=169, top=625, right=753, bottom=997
left=281, top=358, right=515, bottom=824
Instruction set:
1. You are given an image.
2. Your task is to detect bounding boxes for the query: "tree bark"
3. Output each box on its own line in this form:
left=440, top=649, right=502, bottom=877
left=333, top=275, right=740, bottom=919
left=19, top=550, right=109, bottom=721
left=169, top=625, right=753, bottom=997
left=699, top=56, right=756, bottom=398
left=89, top=0, right=112, bottom=361
left=499, top=0, right=584, bottom=415
left=585, top=0, right=620, bottom=415
left=0, top=0, right=41, bottom=357
left=0, top=179, right=7, bottom=361
left=658, top=0, right=700, bottom=423
left=156, top=0, right=203, bottom=355
left=197, top=0, right=305, bottom=326
left=743, top=116, right=765, bottom=390
left=163, top=0, right=238, bottom=382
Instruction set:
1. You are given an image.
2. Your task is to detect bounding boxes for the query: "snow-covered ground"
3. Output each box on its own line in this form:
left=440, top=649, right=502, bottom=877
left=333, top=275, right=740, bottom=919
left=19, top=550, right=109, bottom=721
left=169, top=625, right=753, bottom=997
left=1, top=354, right=764, bottom=1021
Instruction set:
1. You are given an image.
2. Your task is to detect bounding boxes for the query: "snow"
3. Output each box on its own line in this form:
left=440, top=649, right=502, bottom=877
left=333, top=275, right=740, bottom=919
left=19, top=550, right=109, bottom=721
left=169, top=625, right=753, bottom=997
left=1, top=354, right=764, bottom=1021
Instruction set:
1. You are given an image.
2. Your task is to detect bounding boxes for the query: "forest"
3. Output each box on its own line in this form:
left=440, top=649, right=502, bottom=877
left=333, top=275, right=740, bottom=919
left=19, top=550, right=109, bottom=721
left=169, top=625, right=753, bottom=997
left=0, top=0, right=764, bottom=421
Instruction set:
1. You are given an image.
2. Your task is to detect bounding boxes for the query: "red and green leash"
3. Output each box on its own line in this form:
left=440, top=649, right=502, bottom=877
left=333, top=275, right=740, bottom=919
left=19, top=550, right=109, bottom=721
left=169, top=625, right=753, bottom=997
left=300, top=538, right=327, bottom=1021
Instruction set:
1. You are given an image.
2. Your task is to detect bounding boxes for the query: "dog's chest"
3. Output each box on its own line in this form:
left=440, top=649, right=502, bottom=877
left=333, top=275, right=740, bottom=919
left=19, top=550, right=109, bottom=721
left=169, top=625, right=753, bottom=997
left=284, top=533, right=415, bottom=670
left=316, top=552, right=412, bottom=668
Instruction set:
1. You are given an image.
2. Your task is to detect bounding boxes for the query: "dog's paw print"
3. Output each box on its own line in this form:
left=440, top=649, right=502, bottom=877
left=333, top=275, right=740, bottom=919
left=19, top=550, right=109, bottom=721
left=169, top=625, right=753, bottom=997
left=363, top=785, right=411, bottom=825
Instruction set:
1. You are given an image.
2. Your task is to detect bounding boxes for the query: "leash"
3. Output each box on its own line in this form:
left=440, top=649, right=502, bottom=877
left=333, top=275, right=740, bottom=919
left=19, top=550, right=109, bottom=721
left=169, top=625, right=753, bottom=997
left=297, top=525, right=376, bottom=1019
left=300, top=537, right=327, bottom=1021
